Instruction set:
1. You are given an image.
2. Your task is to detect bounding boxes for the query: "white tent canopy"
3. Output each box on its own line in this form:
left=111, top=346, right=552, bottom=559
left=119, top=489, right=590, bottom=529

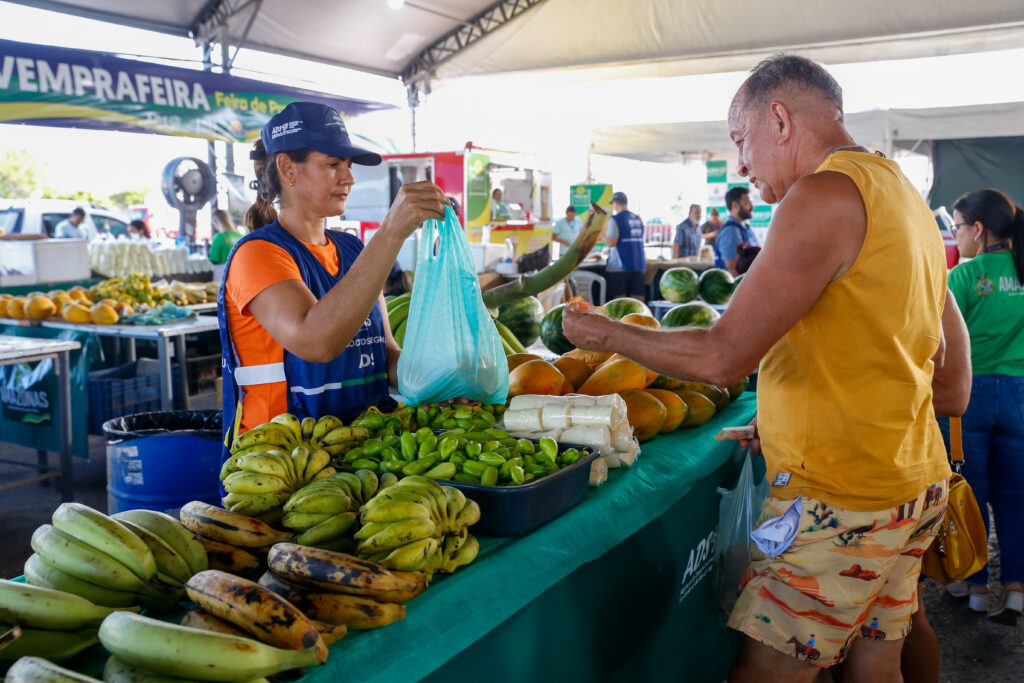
left=10, top=0, right=1024, bottom=83
left=589, top=101, right=1024, bottom=163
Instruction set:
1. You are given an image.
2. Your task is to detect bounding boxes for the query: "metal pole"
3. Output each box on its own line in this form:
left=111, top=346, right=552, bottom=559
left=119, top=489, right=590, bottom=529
left=221, top=23, right=235, bottom=175
left=407, top=83, right=419, bottom=153
left=202, top=41, right=219, bottom=212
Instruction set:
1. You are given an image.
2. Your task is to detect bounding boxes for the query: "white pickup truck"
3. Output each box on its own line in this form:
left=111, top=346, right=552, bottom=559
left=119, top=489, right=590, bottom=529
left=0, top=199, right=130, bottom=239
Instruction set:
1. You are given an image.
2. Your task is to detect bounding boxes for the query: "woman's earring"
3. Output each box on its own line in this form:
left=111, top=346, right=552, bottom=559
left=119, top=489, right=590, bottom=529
left=288, top=182, right=294, bottom=187
left=973, top=234, right=981, bottom=243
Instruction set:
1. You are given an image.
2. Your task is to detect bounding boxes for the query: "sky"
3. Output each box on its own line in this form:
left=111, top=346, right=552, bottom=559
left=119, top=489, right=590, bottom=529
left=2, top=1, right=1023, bottom=221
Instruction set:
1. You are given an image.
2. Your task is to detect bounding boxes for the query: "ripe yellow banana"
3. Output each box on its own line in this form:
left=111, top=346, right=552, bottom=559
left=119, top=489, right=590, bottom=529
left=282, top=511, right=332, bottom=530
left=300, top=417, right=316, bottom=441
left=356, top=469, right=379, bottom=502
left=229, top=491, right=292, bottom=517
left=454, top=499, right=482, bottom=528
left=321, top=426, right=370, bottom=445
left=236, top=453, right=292, bottom=482
left=360, top=500, right=433, bottom=525
left=311, top=619, right=347, bottom=645
left=98, top=612, right=323, bottom=680
left=357, top=518, right=436, bottom=554
left=110, top=509, right=208, bottom=576
left=184, top=570, right=325, bottom=659
left=311, top=416, right=344, bottom=445
left=180, top=608, right=250, bottom=638
left=232, top=427, right=294, bottom=453
left=379, top=537, right=439, bottom=572
left=322, top=444, right=349, bottom=457
left=270, top=413, right=303, bottom=442
left=193, top=535, right=263, bottom=575
left=443, top=534, right=480, bottom=574
left=223, top=471, right=290, bottom=496
left=366, top=483, right=442, bottom=522
left=0, top=626, right=99, bottom=663
left=6, top=656, right=102, bottom=683
left=51, top=503, right=156, bottom=581
left=267, top=543, right=417, bottom=594
left=285, top=491, right=352, bottom=516
left=115, top=520, right=192, bottom=585
left=302, top=448, right=331, bottom=481
left=290, top=592, right=407, bottom=631
left=179, top=501, right=291, bottom=548
left=445, top=486, right=467, bottom=521
left=0, top=578, right=136, bottom=630
left=23, top=553, right=141, bottom=608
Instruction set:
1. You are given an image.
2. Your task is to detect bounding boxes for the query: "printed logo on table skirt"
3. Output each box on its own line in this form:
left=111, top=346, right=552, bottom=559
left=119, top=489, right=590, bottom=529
left=678, top=528, right=718, bottom=603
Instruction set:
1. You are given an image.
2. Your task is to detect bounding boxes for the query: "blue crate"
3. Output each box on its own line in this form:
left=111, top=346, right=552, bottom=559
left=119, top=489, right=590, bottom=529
left=87, top=361, right=183, bottom=434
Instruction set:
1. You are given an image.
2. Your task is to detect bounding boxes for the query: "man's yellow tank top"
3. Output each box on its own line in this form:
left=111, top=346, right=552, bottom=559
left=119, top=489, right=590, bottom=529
left=758, top=150, right=951, bottom=511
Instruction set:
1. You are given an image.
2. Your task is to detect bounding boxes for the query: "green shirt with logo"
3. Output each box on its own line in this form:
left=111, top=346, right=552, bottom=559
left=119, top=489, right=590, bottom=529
left=948, top=250, right=1024, bottom=376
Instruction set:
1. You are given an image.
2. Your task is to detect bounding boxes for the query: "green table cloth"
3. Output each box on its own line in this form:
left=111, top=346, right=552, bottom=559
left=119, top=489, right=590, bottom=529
left=303, top=393, right=758, bottom=683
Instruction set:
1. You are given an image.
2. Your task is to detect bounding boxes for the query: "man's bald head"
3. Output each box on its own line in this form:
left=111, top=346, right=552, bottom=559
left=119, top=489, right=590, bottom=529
left=735, top=54, right=843, bottom=119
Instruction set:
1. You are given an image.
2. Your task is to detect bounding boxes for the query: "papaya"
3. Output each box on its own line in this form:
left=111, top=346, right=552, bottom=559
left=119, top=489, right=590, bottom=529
left=619, top=390, right=668, bottom=442
left=46, top=290, right=65, bottom=299
left=507, top=353, right=543, bottom=372
left=676, top=381, right=726, bottom=408
left=5, top=297, right=28, bottom=319
left=620, top=313, right=661, bottom=329
left=714, top=387, right=731, bottom=410
left=61, top=303, right=92, bottom=324
left=602, top=353, right=657, bottom=388
left=68, top=286, right=91, bottom=302
left=577, top=358, right=647, bottom=395
left=726, top=376, right=750, bottom=400
left=559, top=377, right=574, bottom=395
left=553, top=356, right=591, bottom=391
left=563, top=347, right=614, bottom=370
left=89, top=303, right=120, bottom=325
left=644, top=389, right=688, bottom=433
left=674, top=390, right=717, bottom=428
left=25, top=296, right=56, bottom=320
left=508, top=359, right=567, bottom=398
left=51, top=293, right=73, bottom=310
left=650, top=375, right=686, bottom=390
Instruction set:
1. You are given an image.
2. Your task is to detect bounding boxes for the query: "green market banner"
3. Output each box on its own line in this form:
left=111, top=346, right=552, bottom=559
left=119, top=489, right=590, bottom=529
left=0, top=38, right=392, bottom=143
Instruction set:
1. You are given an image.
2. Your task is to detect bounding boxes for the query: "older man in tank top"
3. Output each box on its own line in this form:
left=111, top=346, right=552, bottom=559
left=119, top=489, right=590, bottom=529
left=562, top=54, right=972, bottom=682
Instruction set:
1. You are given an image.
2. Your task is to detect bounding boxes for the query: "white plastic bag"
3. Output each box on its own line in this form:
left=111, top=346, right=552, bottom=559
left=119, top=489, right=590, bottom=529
left=717, top=449, right=769, bottom=618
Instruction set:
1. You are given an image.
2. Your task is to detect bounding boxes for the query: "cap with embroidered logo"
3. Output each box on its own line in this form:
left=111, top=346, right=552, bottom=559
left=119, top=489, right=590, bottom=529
left=260, top=101, right=382, bottom=166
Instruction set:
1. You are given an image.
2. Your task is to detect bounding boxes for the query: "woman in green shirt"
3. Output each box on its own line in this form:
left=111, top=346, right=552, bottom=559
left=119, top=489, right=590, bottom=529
left=945, top=188, right=1024, bottom=623
left=208, top=209, right=246, bottom=264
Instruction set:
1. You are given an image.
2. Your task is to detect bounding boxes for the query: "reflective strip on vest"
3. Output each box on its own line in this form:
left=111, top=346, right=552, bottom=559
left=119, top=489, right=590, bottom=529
left=234, top=362, right=287, bottom=386
left=289, top=372, right=390, bottom=397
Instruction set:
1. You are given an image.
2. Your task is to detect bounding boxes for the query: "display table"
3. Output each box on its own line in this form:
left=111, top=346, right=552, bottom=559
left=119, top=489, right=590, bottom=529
left=0, top=335, right=81, bottom=500
left=304, top=394, right=758, bottom=683
left=35, top=316, right=220, bottom=411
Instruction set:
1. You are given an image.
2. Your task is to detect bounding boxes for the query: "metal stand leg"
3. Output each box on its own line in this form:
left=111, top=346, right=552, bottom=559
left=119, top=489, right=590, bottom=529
left=57, top=350, right=74, bottom=501
left=127, top=338, right=137, bottom=362
left=36, top=449, right=49, bottom=487
left=157, top=337, right=173, bottom=411
left=175, top=334, right=190, bottom=410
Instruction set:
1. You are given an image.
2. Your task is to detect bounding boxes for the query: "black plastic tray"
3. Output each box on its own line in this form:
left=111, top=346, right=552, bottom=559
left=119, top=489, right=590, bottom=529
left=346, top=440, right=599, bottom=537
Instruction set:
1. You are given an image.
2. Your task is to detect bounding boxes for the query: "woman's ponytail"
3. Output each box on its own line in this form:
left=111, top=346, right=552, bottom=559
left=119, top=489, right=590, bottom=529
left=1012, top=205, right=1024, bottom=285
left=245, top=139, right=278, bottom=230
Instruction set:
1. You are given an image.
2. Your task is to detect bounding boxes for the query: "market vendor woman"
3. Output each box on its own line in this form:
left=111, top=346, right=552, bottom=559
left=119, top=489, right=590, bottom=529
left=218, top=102, right=447, bottom=448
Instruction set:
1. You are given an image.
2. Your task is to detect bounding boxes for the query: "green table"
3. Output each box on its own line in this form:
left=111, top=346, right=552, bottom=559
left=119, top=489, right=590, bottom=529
left=304, top=394, right=758, bottom=683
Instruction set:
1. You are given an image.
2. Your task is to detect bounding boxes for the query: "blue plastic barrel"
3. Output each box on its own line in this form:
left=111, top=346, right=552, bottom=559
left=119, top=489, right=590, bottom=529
left=102, top=410, right=223, bottom=514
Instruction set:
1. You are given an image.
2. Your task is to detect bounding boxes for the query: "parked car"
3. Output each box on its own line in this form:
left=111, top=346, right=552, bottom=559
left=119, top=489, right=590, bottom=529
left=933, top=207, right=960, bottom=269
left=0, top=199, right=130, bottom=239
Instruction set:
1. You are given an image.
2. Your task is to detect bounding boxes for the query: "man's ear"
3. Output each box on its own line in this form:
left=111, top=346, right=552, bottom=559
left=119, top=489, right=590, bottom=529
left=768, top=101, right=793, bottom=145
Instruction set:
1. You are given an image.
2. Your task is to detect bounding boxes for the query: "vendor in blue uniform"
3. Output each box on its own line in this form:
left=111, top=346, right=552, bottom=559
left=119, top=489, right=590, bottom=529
left=603, top=191, right=647, bottom=301
left=218, top=102, right=447, bottom=449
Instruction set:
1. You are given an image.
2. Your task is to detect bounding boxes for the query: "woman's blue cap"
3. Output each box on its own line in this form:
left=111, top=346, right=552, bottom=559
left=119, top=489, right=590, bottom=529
left=261, top=101, right=382, bottom=166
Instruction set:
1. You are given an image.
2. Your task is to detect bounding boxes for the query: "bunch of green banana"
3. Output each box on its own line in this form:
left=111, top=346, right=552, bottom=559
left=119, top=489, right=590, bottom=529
left=6, top=656, right=103, bottom=683
left=220, top=412, right=371, bottom=517
left=355, top=476, right=481, bottom=574
left=493, top=318, right=526, bottom=355
left=98, top=612, right=323, bottom=681
left=0, top=578, right=137, bottom=664
left=385, top=292, right=411, bottom=348
left=179, top=502, right=291, bottom=575
left=281, top=470, right=398, bottom=550
left=24, top=504, right=196, bottom=614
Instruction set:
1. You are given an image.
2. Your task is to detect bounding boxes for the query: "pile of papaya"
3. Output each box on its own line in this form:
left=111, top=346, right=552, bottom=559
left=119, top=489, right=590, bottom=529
left=504, top=311, right=747, bottom=442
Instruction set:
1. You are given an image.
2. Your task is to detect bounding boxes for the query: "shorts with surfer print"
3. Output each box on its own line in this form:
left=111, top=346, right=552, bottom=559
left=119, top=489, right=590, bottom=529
left=727, top=480, right=948, bottom=667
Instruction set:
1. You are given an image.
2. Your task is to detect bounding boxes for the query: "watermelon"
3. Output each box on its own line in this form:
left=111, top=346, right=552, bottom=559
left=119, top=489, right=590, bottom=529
left=497, top=296, right=544, bottom=347
left=540, top=304, right=575, bottom=354
left=660, top=302, right=721, bottom=329
left=698, top=268, right=735, bottom=305
left=659, top=267, right=699, bottom=303
left=602, top=297, right=652, bottom=320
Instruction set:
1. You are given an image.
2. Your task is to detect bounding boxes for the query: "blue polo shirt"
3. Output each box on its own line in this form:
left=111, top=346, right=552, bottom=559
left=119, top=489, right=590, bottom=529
left=714, top=216, right=758, bottom=266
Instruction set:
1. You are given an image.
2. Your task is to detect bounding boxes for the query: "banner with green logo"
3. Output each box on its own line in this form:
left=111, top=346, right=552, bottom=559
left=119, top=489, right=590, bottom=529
left=0, top=38, right=392, bottom=143
left=570, top=184, right=613, bottom=216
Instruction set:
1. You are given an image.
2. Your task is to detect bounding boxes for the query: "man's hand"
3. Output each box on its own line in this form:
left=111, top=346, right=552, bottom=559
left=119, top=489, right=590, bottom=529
left=739, top=415, right=761, bottom=456
left=562, top=307, right=617, bottom=352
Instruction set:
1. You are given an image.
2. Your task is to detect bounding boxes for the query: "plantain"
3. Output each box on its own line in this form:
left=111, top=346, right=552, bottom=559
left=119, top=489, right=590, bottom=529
left=193, top=535, right=263, bottom=575
left=179, top=501, right=291, bottom=548
left=267, top=543, right=417, bottom=594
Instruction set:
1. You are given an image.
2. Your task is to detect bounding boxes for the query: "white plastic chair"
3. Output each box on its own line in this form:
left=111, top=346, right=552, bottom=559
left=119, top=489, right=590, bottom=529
left=567, top=270, right=607, bottom=305
left=538, top=281, right=567, bottom=312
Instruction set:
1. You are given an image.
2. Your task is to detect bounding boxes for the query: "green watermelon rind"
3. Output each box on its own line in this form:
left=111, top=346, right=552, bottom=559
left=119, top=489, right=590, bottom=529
left=497, top=296, right=544, bottom=347
left=660, top=302, right=721, bottom=329
left=602, top=297, right=652, bottom=320
left=540, top=304, right=576, bottom=354
left=659, top=267, right=699, bottom=303
left=698, top=268, right=735, bottom=305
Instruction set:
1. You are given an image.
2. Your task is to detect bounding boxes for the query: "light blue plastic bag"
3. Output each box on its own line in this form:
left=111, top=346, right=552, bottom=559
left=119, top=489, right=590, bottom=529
left=717, top=449, right=769, bottom=618
left=397, top=204, right=509, bottom=405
